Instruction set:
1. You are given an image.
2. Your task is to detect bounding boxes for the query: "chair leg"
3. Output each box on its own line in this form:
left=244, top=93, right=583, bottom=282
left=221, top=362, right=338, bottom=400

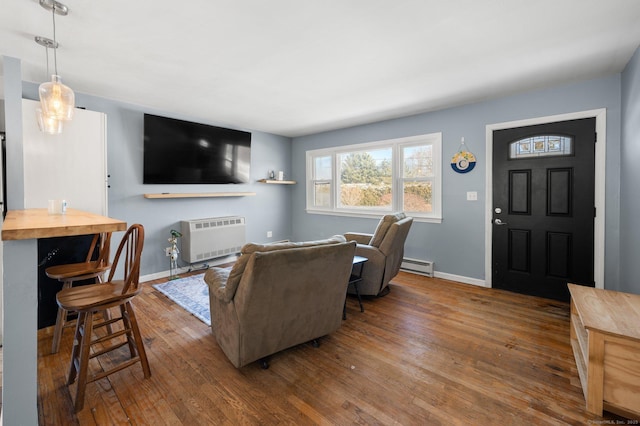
left=102, top=307, right=113, bottom=334
left=51, top=305, right=68, bottom=354
left=125, top=302, right=151, bottom=378
left=259, top=357, right=270, bottom=369
left=120, top=304, right=138, bottom=358
left=52, top=280, right=73, bottom=354
left=67, top=311, right=85, bottom=386
left=73, top=311, right=94, bottom=413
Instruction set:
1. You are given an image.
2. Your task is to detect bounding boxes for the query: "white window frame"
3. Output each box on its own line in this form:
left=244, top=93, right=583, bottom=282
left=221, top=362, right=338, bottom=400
left=305, top=132, right=442, bottom=223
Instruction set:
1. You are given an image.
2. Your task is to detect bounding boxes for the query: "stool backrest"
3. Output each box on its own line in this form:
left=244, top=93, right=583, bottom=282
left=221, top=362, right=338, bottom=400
left=107, top=224, right=145, bottom=296
left=86, top=232, right=112, bottom=267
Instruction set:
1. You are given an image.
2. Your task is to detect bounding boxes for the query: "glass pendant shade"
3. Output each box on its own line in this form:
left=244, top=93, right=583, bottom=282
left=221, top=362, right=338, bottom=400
left=39, top=74, right=75, bottom=121
left=36, top=107, right=64, bottom=134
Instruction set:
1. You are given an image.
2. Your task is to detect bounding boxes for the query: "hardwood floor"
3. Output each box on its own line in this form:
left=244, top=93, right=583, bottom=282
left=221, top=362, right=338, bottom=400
left=36, top=272, right=629, bottom=425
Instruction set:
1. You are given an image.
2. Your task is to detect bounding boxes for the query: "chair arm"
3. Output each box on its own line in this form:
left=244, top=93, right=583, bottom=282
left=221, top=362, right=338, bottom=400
left=353, top=244, right=385, bottom=262
left=203, top=267, right=235, bottom=303
left=344, top=232, right=373, bottom=245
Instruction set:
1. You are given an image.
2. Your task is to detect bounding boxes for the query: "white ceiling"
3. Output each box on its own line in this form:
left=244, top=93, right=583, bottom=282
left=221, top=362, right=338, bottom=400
left=2, top=1, right=640, bottom=137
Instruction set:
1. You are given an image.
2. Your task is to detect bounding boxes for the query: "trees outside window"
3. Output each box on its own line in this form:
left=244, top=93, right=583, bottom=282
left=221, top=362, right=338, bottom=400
left=339, top=149, right=392, bottom=209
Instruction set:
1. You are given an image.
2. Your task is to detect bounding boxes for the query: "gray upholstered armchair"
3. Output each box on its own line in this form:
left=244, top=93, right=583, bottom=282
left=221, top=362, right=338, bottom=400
left=204, top=236, right=356, bottom=368
left=344, top=213, right=413, bottom=296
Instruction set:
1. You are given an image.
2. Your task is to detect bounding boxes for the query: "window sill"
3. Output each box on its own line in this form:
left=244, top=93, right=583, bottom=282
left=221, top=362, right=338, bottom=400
left=305, top=209, right=442, bottom=223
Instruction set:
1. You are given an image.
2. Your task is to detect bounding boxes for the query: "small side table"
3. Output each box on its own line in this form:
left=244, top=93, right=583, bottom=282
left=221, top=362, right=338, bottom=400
left=343, top=256, right=367, bottom=319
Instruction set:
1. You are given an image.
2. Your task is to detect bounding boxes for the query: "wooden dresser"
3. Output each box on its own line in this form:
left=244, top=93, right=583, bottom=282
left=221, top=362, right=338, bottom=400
left=568, top=283, right=640, bottom=418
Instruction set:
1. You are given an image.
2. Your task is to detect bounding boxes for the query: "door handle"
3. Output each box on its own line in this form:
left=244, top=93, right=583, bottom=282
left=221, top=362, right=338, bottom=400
left=494, top=218, right=507, bottom=225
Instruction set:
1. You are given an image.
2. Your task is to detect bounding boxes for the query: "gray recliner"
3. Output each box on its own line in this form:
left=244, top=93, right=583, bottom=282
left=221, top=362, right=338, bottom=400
left=204, top=236, right=356, bottom=368
left=344, top=213, right=413, bottom=296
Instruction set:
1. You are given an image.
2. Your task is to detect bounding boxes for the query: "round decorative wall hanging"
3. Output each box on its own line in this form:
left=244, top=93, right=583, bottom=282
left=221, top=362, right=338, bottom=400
left=451, top=137, right=476, bottom=174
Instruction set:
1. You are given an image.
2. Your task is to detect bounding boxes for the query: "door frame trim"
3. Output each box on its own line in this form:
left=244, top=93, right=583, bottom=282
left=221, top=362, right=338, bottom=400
left=485, top=109, right=606, bottom=290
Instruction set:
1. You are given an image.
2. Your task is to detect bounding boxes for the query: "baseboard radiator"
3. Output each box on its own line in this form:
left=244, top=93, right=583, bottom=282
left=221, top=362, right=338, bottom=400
left=400, top=258, right=434, bottom=277
left=180, top=216, right=246, bottom=263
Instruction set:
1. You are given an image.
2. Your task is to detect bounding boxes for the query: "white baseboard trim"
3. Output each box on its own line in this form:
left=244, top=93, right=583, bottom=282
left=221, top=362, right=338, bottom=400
left=399, top=267, right=487, bottom=288
left=144, top=258, right=487, bottom=288
left=141, top=255, right=238, bottom=283
left=141, top=267, right=190, bottom=283
left=433, top=271, right=488, bottom=288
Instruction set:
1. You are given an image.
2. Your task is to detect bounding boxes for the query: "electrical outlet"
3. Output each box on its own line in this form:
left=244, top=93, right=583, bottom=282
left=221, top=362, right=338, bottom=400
left=165, top=247, right=172, bottom=256
left=267, top=231, right=273, bottom=238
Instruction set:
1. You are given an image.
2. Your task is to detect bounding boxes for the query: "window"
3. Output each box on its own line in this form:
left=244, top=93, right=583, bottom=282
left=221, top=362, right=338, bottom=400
left=306, top=133, right=442, bottom=222
left=312, top=155, right=332, bottom=208
left=509, top=135, right=573, bottom=159
left=400, top=143, right=435, bottom=214
left=338, top=147, right=392, bottom=211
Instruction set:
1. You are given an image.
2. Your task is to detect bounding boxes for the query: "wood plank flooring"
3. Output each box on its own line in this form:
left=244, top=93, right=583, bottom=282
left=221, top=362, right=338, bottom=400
left=36, top=272, right=631, bottom=425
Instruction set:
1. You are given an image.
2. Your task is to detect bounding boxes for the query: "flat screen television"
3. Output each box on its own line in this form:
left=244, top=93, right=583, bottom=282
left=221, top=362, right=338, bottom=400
left=143, top=114, right=251, bottom=184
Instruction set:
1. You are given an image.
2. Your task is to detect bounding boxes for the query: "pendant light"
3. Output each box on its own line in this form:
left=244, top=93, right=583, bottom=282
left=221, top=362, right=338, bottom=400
left=35, top=36, right=64, bottom=134
left=38, top=0, right=75, bottom=122
left=37, top=108, right=65, bottom=134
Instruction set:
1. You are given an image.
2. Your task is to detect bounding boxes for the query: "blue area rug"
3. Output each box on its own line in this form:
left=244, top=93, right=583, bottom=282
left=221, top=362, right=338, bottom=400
left=153, top=273, right=211, bottom=326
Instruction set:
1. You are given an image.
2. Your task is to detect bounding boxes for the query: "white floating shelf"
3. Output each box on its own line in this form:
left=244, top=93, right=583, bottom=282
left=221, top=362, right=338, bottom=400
left=144, top=192, right=256, bottom=199
left=257, top=179, right=296, bottom=185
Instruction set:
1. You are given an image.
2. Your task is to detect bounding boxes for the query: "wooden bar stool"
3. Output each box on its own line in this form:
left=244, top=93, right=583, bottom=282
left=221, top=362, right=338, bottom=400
left=46, top=232, right=112, bottom=353
left=56, top=224, right=150, bottom=412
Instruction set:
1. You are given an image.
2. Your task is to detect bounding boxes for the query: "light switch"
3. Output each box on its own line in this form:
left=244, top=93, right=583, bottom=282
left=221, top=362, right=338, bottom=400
left=467, top=191, right=478, bottom=201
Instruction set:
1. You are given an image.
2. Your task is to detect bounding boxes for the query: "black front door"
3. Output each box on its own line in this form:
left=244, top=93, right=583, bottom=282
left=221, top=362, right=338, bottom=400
left=492, top=118, right=596, bottom=301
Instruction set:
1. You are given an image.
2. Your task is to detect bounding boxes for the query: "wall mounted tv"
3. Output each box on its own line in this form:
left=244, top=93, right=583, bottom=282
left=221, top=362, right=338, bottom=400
left=143, top=114, right=251, bottom=184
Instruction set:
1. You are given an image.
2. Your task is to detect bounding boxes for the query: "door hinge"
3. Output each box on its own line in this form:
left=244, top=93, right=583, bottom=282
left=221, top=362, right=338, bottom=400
left=594, top=207, right=597, bottom=218
left=595, top=132, right=597, bottom=142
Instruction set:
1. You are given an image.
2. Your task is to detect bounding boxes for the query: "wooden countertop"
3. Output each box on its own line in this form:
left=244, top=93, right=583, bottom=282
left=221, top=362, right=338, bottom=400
left=568, top=283, right=640, bottom=341
left=1, top=208, right=127, bottom=241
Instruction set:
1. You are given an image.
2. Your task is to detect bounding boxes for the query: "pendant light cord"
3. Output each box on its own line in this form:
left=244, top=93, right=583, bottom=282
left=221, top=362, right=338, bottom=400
left=51, top=2, right=58, bottom=75
left=45, top=46, right=50, bottom=77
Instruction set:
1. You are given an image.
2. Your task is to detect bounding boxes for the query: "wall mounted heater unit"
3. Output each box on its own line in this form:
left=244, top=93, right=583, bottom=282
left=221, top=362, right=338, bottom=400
left=400, top=258, right=434, bottom=277
left=180, top=216, right=246, bottom=264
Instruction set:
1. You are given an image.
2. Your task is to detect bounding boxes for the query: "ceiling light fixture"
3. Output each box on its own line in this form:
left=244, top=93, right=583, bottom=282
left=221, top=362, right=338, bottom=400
left=37, top=0, right=75, bottom=123
left=34, top=36, right=64, bottom=134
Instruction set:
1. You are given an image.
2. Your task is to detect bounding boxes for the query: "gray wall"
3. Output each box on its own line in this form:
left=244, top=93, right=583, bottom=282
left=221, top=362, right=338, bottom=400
left=291, top=75, right=625, bottom=290
left=7, top=50, right=640, bottom=293
left=620, top=47, right=640, bottom=292
left=20, top=82, right=294, bottom=277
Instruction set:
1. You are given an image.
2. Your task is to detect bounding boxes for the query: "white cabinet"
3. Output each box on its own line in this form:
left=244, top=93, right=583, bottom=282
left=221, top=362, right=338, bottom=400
left=21, top=99, right=107, bottom=215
